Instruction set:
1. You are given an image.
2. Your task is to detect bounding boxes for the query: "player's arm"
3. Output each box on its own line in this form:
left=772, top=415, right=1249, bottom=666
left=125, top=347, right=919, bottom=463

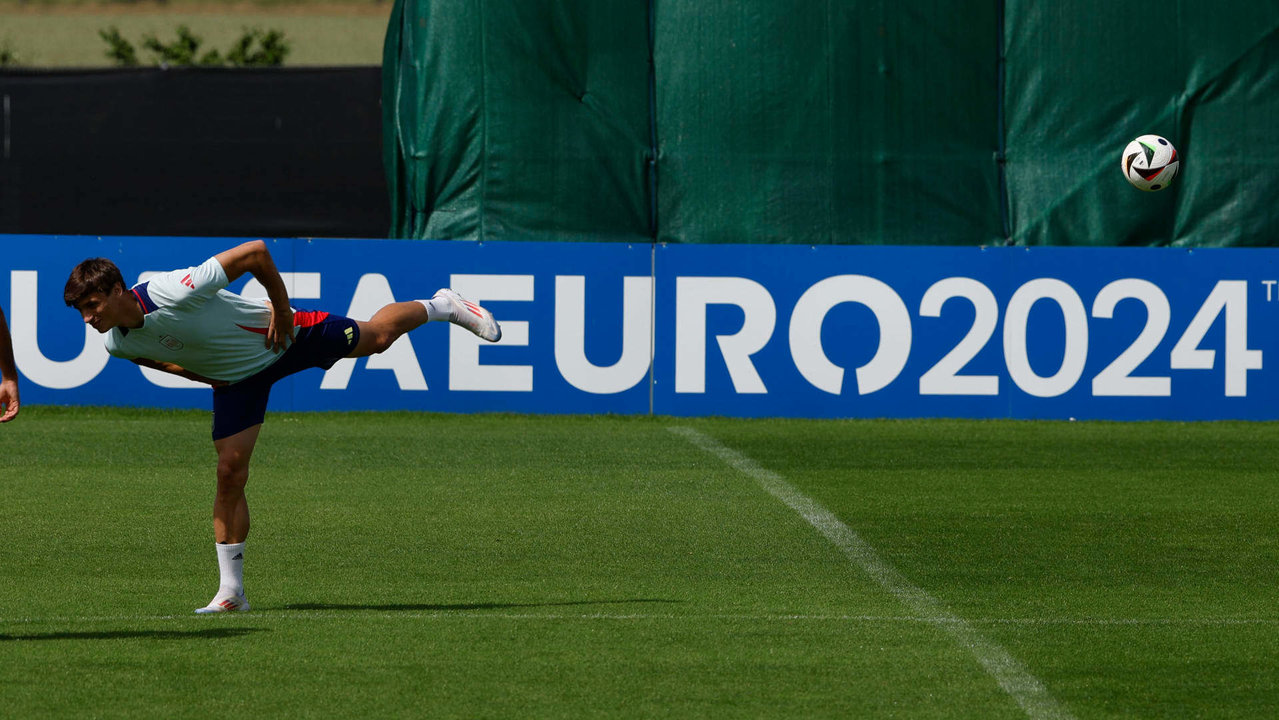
left=0, top=308, right=19, bottom=423
left=132, top=358, right=227, bottom=387
left=214, top=240, right=295, bottom=353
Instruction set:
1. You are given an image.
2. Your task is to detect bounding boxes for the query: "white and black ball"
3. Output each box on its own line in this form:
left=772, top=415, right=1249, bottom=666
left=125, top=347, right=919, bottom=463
left=1121, top=134, right=1180, bottom=192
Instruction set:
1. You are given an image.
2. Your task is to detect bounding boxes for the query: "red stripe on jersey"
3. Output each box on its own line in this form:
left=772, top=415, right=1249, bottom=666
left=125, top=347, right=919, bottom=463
left=294, top=310, right=330, bottom=328
left=237, top=311, right=329, bottom=335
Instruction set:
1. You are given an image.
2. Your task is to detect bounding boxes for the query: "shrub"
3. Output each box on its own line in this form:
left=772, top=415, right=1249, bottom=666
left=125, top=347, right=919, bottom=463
left=99, top=27, right=140, bottom=66
left=99, top=25, right=291, bottom=67
left=0, top=42, right=19, bottom=68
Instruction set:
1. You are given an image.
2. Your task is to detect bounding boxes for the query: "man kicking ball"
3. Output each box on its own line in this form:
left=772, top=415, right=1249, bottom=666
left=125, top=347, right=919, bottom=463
left=64, top=240, right=501, bottom=613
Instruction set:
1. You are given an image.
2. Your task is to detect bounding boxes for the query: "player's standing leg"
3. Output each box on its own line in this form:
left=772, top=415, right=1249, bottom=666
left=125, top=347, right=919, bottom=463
left=195, top=424, right=260, bottom=613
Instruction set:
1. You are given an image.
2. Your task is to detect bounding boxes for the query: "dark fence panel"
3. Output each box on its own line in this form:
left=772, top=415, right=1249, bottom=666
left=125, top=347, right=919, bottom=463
left=0, top=67, right=386, bottom=239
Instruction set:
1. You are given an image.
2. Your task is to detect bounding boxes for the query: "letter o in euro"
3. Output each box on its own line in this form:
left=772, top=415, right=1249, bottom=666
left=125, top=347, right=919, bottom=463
left=789, top=275, right=911, bottom=395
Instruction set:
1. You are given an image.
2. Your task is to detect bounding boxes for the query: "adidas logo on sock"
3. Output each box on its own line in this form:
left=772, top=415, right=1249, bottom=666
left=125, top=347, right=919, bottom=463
left=232, top=553, right=244, bottom=561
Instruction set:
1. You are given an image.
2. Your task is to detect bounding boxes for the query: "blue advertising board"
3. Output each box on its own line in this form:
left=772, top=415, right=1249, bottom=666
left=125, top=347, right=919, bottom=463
left=655, top=244, right=1278, bottom=420
left=5, top=234, right=1278, bottom=420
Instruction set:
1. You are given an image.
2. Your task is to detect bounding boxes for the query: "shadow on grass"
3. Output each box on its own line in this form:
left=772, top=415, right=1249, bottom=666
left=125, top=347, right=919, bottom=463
left=0, top=627, right=265, bottom=642
left=283, top=599, right=682, bottom=612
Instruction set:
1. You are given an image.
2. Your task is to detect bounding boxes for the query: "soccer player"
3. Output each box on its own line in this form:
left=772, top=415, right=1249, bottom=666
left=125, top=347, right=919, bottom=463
left=0, top=308, right=19, bottom=423
left=63, top=240, right=501, bottom=613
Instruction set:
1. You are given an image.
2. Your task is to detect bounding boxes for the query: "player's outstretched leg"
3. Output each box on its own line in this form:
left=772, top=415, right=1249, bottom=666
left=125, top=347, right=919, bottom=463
left=427, top=288, right=502, bottom=342
left=351, top=292, right=502, bottom=359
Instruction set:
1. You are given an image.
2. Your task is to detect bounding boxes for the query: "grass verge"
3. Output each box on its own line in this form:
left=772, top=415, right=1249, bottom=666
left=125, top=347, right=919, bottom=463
left=0, top=407, right=1275, bottom=718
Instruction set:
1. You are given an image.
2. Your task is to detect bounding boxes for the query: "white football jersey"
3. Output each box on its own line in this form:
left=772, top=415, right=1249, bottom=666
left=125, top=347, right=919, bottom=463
left=105, top=257, right=285, bottom=383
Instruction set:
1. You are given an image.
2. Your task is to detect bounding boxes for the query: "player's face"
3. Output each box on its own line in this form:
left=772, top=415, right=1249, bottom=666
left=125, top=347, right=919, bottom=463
left=75, top=288, right=128, bottom=333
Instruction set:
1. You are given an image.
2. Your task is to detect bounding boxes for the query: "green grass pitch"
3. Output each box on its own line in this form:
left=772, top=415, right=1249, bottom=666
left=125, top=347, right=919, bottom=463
left=0, top=407, right=1275, bottom=718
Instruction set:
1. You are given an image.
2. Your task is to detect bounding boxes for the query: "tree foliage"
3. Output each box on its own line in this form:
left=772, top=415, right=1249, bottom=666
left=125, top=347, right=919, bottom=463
left=99, top=25, right=291, bottom=67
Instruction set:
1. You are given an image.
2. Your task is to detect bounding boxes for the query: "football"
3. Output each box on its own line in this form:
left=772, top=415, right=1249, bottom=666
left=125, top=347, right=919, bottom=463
left=1121, top=134, right=1180, bottom=192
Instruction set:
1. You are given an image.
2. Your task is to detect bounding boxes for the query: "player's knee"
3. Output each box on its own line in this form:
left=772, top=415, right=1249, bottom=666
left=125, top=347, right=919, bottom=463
left=368, top=330, right=396, bottom=354
left=215, top=459, right=249, bottom=489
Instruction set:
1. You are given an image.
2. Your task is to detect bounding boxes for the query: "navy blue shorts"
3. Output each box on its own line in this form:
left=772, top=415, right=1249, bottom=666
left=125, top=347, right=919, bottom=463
left=211, top=311, right=360, bottom=441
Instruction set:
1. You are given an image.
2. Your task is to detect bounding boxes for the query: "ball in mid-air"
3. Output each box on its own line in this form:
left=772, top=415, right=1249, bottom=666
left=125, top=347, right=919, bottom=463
left=1121, top=134, right=1179, bottom=192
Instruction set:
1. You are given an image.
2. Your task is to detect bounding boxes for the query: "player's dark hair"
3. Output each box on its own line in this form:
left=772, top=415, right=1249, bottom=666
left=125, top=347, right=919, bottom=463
left=64, top=258, right=126, bottom=307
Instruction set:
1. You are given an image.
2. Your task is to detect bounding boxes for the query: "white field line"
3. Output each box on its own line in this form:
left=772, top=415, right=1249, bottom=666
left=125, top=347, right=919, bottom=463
left=667, top=426, right=1076, bottom=720
left=2, top=612, right=1277, bottom=627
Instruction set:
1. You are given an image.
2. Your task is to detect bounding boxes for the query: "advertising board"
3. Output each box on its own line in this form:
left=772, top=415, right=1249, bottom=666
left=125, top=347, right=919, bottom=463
left=6, top=235, right=1277, bottom=420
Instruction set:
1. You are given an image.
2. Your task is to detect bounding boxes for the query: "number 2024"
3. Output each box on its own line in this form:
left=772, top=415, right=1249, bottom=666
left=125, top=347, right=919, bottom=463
left=917, top=278, right=1261, bottom=398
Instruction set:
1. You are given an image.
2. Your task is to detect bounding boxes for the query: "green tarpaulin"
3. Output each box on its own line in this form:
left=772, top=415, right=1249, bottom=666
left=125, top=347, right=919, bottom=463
left=384, top=0, right=1279, bottom=246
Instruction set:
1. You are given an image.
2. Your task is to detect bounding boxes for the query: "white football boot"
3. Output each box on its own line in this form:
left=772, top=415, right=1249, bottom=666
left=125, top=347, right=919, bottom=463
left=433, top=288, right=502, bottom=342
left=195, top=592, right=251, bottom=614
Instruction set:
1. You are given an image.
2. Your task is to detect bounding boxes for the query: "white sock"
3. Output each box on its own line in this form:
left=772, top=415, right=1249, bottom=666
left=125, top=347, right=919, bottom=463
left=418, top=297, right=452, bottom=323
left=215, top=542, right=245, bottom=597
